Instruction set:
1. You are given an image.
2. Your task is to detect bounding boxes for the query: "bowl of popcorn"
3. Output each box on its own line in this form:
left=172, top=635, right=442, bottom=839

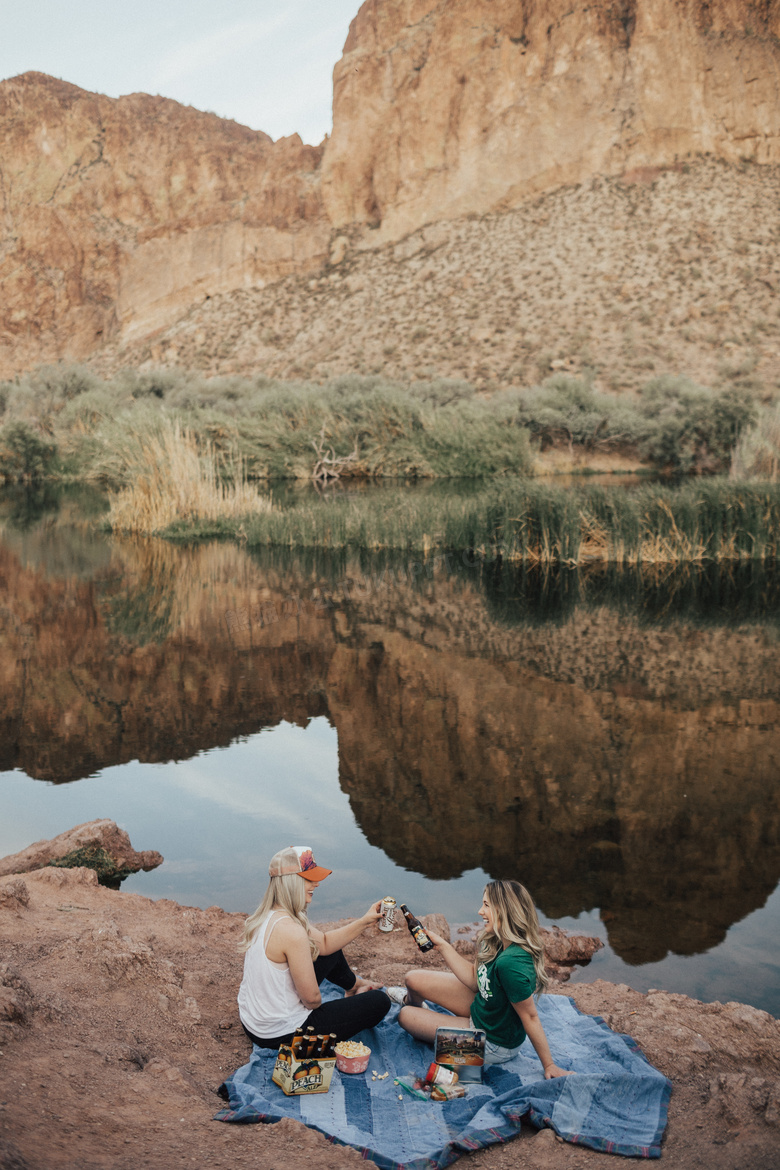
left=334, top=1040, right=371, bottom=1075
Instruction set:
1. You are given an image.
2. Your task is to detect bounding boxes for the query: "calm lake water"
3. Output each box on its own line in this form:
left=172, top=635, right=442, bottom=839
left=1, top=484, right=779, bottom=1016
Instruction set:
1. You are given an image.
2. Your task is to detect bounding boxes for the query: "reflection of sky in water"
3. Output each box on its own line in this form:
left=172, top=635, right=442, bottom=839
left=2, top=718, right=778, bottom=1016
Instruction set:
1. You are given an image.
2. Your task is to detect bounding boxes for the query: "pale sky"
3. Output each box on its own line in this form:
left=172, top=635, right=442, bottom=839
left=0, top=0, right=361, bottom=144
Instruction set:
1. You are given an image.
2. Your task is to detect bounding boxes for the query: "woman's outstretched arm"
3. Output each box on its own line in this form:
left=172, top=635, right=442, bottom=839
left=308, top=900, right=383, bottom=955
left=425, top=930, right=478, bottom=991
left=513, top=996, right=573, bottom=1078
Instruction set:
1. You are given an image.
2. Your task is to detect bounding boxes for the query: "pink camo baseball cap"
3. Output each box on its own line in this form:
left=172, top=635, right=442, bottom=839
left=268, top=845, right=332, bottom=882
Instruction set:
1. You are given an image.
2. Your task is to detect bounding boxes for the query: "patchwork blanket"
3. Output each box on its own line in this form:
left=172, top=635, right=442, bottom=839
left=215, top=991, right=671, bottom=1167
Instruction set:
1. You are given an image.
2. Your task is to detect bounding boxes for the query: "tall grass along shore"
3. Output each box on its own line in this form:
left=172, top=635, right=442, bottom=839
left=107, top=422, right=273, bottom=536
left=150, top=479, right=779, bottom=566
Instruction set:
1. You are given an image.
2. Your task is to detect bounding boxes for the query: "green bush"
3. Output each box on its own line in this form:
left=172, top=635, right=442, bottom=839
left=0, top=421, right=58, bottom=480
left=47, top=845, right=132, bottom=887
left=0, top=364, right=101, bottom=425
left=0, top=363, right=760, bottom=482
left=513, top=375, right=644, bottom=449
left=638, top=376, right=756, bottom=473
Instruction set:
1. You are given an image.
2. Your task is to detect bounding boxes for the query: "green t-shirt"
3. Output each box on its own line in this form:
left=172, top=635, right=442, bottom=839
left=470, top=944, right=537, bottom=1048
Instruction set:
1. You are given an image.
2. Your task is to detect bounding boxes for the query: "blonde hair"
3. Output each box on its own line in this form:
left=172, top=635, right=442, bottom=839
left=239, top=873, right=319, bottom=959
left=476, top=880, right=549, bottom=995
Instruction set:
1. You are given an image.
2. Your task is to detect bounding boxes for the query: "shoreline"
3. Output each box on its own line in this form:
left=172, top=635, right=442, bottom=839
left=1, top=858, right=778, bottom=1170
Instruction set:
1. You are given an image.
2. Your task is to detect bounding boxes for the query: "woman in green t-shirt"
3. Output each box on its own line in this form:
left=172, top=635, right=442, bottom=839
left=394, top=880, right=573, bottom=1076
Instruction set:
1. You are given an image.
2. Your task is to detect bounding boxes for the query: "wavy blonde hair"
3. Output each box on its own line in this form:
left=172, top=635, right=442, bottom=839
left=475, top=880, right=549, bottom=995
left=239, top=873, right=318, bottom=959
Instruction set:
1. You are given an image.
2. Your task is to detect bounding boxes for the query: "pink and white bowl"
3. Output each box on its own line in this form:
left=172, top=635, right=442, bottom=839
left=335, top=1048, right=371, bottom=1075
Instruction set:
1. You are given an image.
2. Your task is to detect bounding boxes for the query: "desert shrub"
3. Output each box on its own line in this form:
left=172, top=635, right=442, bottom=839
left=118, top=368, right=188, bottom=401
left=638, top=377, right=756, bottom=473
left=57, top=383, right=131, bottom=430
left=513, top=376, right=644, bottom=448
left=0, top=362, right=757, bottom=482
left=0, top=364, right=101, bottom=426
left=414, top=378, right=476, bottom=408
left=730, top=403, right=780, bottom=480
left=0, top=421, right=58, bottom=480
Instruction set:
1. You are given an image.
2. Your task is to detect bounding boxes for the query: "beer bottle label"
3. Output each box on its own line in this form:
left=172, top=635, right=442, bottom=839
left=412, top=925, right=431, bottom=948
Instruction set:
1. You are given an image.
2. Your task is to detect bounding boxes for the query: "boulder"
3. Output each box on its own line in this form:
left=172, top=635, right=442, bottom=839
left=540, top=925, right=604, bottom=965
left=0, top=819, right=163, bottom=885
left=451, top=921, right=603, bottom=981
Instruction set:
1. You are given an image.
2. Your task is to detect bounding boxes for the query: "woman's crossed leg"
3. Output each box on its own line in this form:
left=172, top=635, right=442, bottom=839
left=399, top=969, right=474, bottom=1044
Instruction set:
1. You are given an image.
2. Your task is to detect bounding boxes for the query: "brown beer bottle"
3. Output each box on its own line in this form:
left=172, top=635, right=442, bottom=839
left=319, top=1033, right=336, bottom=1058
left=303, top=1028, right=318, bottom=1058
left=400, top=904, right=435, bottom=952
left=290, top=1028, right=305, bottom=1057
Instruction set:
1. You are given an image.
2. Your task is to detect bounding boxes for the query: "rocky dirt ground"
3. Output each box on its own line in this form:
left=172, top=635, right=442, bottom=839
left=1, top=859, right=779, bottom=1170
left=95, top=159, right=780, bottom=403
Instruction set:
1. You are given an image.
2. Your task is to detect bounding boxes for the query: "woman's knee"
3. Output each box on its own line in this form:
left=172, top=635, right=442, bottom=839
left=397, top=1005, right=413, bottom=1032
left=405, top=969, right=428, bottom=995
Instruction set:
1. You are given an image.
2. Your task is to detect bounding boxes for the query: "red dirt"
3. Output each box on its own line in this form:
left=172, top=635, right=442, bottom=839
left=1, top=866, right=778, bottom=1170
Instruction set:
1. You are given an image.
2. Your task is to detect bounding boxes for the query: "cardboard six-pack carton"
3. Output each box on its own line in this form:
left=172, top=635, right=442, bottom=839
left=271, top=1044, right=337, bottom=1096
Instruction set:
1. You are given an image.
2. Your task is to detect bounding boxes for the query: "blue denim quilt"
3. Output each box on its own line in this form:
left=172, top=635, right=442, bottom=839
left=215, top=990, right=671, bottom=1167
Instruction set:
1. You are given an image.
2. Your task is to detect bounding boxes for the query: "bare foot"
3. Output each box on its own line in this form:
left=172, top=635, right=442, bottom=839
left=345, top=976, right=382, bottom=997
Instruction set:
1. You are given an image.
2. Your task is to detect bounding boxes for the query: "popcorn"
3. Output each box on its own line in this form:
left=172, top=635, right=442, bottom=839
left=334, top=1041, right=370, bottom=1058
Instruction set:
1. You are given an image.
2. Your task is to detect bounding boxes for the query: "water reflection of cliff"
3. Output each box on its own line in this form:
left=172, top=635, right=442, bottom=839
left=1, top=525, right=779, bottom=965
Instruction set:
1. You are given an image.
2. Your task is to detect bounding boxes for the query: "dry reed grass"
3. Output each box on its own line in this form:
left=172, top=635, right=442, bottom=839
left=108, top=421, right=274, bottom=535
left=731, top=404, right=780, bottom=481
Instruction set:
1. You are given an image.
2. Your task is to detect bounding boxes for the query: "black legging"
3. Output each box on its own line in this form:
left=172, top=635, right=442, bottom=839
left=241, top=949, right=391, bottom=1050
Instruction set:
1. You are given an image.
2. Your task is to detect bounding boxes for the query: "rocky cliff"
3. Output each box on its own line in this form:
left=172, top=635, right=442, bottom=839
left=324, top=0, right=780, bottom=241
left=101, top=157, right=780, bottom=397
left=0, top=74, right=327, bottom=374
left=2, top=1, right=780, bottom=378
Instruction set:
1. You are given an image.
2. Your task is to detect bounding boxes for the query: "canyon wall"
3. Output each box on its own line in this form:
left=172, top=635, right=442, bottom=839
left=0, top=74, right=328, bottom=374
left=323, top=0, right=780, bottom=240
left=2, top=1, right=780, bottom=376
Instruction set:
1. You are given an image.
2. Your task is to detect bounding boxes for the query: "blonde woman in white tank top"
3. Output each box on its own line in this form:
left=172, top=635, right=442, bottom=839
left=237, top=846, right=392, bottom=1048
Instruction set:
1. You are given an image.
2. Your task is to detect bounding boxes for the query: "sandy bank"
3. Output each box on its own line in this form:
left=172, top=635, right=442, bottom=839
left=1, top=859, right=778, bottom=1169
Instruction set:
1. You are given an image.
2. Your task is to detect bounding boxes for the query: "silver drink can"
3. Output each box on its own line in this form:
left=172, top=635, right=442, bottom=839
left=378, top=897, right=396, bottom=932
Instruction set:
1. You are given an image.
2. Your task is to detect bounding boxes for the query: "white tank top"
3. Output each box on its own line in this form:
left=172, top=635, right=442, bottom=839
left=237, top=912, right=310, bottom=1039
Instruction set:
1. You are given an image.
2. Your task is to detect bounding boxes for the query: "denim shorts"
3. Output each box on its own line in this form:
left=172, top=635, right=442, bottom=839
left=469, top=1016, right=521, bottom=1066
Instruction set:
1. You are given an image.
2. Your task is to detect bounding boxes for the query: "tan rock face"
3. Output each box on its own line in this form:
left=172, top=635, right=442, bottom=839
left=322, top=0, right=780, bottom=241
left=0, top=73, right=328, bottom=375
left=2, top=4, right=780, bottom=377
